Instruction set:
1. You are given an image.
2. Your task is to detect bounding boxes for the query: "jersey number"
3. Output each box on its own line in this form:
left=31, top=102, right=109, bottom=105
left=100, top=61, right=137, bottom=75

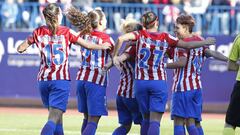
left=139, top=48, right=163, bottom=68
left=44, top=44, right=65, bottom=66
left=82, top=49, right=99, bottom=67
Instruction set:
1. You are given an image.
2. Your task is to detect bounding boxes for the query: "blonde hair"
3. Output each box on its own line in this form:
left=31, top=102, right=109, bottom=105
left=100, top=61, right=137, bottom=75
left=120, top=18, right=143, bottom=33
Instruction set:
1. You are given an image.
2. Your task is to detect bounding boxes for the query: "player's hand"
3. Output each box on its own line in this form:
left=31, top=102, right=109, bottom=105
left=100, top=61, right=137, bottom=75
left=205, top=37, right=216, bottom=46
left=103, top=61, right=112, bottom=72
left=113, top=56, right=121, bottom=70
left=102, top=43, right=112, bottom=50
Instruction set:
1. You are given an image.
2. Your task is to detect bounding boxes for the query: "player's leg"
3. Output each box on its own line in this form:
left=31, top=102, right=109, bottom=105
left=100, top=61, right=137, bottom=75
left=223, top=81, right=240, bottom=135
left=113, top=96, right=132, bottom=135
left=40, top=80, right=70, bottom=135
left=135, top=80, right=150, bottom=135
left=48, top=107, right=63, bottom=135
left=148, top=80, right=168, bottom=135
left=186, top=118, right=198, bottom=135
left=83, top=116, right=101, bottom=135
left=81, top=113, right=88, bottom=133
left=82, top=82, right=107, bottom=135
left=223, top=123, right=235, bottom=135
left=173, top=116, right=185, bottom=135
left=147, top=112, right=163, bottom=135
left=128, top=97, right=143, bottom=133
left=171, top=92, right=185, bottom=135
left=185, top=90, right=202, bottom=135
left=195, top=121, right=204, bottom=135
left=76, top=81, right=88, bottom=134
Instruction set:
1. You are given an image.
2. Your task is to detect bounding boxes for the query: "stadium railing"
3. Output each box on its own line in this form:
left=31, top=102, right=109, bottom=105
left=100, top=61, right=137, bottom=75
left=0, top=2, right=239, bottom=35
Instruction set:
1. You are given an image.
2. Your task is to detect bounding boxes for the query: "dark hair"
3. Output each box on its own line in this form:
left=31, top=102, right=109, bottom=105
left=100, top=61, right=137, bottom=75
left=141, top=11, right=158, bottom=29
left=65, top=6, right=92, bottom=35
left=176, top=14, right=195, bottom=33
left=42, top=3, right=60, bottom=35
left=88, top=8, right=105, bottom=29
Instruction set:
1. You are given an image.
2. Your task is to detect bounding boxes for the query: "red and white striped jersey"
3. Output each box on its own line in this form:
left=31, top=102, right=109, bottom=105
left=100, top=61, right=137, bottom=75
left=28, top=25, right=79, bottom=81
left=76, top=30, right=114, bottom=86
left=117, top=46, right=136, bottom=98
left=170, top=36, right=208, bottom=92
left=133, top=30, right=178, bottom=80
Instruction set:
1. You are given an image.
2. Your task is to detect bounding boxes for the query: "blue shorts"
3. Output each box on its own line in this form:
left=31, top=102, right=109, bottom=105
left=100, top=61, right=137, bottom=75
left=171, top=90, right=202, bottom=122
left=38, top=80, right=70, bottom=112
left=135, top=80, right=168, bottom=115
left=116, top=96, right=142, bottom=125
left=77, top=81, right=107, bottom=116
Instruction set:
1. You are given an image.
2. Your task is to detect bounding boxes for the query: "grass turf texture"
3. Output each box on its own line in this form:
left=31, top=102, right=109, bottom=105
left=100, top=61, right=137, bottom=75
left=0, top=107, right=240, bottom=135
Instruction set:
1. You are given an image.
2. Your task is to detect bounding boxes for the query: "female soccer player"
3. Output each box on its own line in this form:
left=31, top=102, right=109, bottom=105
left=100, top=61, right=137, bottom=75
left=112, top=19, right=143, bottom=135
left=17, top=3, right=111, bottom=135
left=66, top=7, right=114, bottom=135
left=165, top=15, right=228, bottom=135
left=113, top=11, right=216, bottom=135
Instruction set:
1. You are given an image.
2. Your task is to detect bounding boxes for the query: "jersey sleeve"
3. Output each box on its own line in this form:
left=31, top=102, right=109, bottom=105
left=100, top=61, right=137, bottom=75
left=229, top=35, right=240, bottom=61
left=103, top=37, right=115, bottom=53
left=69, top=29, right=80, bottom=44
left=164, top=33, right=179, bottom=47
left=198, top=36, right=209, bottom=57
left=27, top=29, right=38, bottom=45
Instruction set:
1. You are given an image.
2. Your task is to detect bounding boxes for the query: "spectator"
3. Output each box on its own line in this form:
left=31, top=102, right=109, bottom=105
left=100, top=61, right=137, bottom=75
left=72, top=0, right=93, bottom=12
left=1, top=0, right=18, bottom=30
left=143, top=0, right=169, bottom=4
left=211, top=0, right=231, bottom=35
left=230, top=0, right=240, bottom=34
left=183, top=0, right=211, bottom=34
left=16, top=0, right=31, bottom=29
left=162, top=0, right=181, bottom=33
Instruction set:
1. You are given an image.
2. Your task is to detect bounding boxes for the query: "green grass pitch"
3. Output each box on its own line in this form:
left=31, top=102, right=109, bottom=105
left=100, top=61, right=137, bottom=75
left=0, top=108, right=240, bottom=135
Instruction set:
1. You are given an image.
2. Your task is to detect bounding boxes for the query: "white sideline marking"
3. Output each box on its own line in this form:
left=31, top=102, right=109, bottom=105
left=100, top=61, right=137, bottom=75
left=0, top=128, right=139, bottom=135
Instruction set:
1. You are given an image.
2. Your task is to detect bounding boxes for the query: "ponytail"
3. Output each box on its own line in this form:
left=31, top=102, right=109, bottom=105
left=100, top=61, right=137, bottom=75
left=66, top=6, right=92, bottom=35
left=43, top=3, right=59, bottom=35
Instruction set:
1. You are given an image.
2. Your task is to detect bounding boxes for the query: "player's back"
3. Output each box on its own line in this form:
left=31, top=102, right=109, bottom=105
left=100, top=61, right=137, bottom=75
left=76, top=30, right=114, bottom=86
left=32, top=25, right=79, bottom=81
left=117, top=46, right=136, bottom=98
left=134, top=30, right=178, bottom=80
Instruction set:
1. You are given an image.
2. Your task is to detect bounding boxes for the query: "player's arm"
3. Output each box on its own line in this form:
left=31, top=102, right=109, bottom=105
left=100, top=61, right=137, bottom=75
left=177, top=37, right=216, bottom=49
left=104, top=59, right=113, bottom=71
left=104, top=52, right=114, bottom=71
left=165, top=56, right=187, bottom=69
left=104, top=39, right=115, bottom=71
left=113, top=33, right=136, bottom=67
left=205, top=49, right=228, bottom=62
left=17, top=37, right=33, bottom=53
left=76, top=37, right=112, bottom=50
left=118, top=53, right=131, bottom=62
left=113, top=32, right=136, bottom=57
left=227, top=35, right=240, bottom=71
left=228, top=59, right=239, bottom=71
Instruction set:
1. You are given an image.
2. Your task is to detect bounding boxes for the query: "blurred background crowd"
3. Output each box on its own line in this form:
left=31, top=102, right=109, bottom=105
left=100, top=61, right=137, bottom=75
left=0, top=0, right=240, bottom=35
